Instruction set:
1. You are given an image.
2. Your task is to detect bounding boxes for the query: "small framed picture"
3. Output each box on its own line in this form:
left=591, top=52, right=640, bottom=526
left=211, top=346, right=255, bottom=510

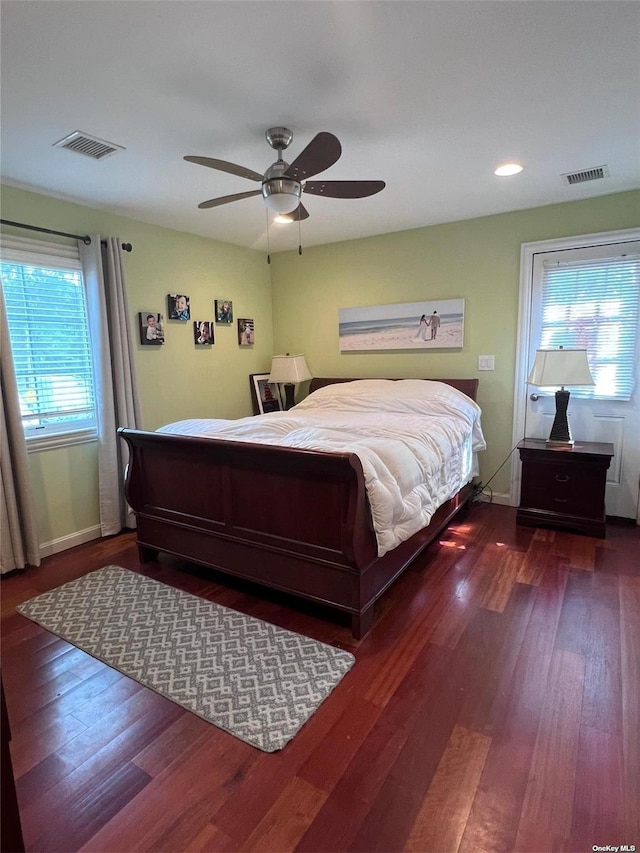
left=250, top=373, right=282, bottom=415
left=215, top=299, right=233, bottom=324
left=139, top=312, right=164, bottom=345
left=238, top=318, right=254, bottom=346
left=168, top=293, right=190, bottom=321
left=193, top=320, right=214, bottom=346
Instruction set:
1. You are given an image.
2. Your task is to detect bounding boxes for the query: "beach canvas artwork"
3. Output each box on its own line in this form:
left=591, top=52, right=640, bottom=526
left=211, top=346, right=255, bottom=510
left=339, top=298, right=465, bottom=351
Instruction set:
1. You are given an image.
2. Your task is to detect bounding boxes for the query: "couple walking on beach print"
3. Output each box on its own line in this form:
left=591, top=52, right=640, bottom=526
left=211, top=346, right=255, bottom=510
left=415, top=310, right=440, bottom=341
left=338, top=298, right=464, bottom=351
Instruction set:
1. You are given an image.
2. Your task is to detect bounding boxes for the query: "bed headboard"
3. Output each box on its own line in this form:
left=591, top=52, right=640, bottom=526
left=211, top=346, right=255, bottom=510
left=308, top=377, right=479, bottom=401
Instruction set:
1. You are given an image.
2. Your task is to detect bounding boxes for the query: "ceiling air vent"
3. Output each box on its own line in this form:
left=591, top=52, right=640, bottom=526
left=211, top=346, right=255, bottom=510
left=561, top=165, right=609, bottom=186
left=52, top=131, right=125, bottom=160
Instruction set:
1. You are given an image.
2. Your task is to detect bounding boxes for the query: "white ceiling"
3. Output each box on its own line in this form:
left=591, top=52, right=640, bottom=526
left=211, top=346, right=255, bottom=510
left=1, top=1, right=639, bottom=254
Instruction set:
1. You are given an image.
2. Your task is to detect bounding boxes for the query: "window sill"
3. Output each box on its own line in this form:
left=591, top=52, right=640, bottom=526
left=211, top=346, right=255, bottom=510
left=26, top=428, right=98, bottom=453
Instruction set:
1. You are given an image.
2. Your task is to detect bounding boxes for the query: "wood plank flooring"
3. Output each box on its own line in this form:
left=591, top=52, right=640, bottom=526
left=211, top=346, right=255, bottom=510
left=1, top=503, right=638, bottom=853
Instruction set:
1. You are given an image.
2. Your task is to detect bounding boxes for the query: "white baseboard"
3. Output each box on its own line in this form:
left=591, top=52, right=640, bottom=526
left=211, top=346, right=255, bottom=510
left=473, top=491, right=513, bottom=507
left=39, top=525, right=102, bottom=559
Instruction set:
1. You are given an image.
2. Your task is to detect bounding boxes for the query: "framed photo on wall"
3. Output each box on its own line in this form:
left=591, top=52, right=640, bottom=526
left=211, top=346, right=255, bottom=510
left=250, top=373, right=282, bottom=415
left=139, top=311, right=164, bottom=345
left=168, top=293, right=190, bottom=321
left=193, top=320, right=214, bottom=345
left=238, top=318, right=254, bottom=346
left=215, top=299, right=233, bottom=323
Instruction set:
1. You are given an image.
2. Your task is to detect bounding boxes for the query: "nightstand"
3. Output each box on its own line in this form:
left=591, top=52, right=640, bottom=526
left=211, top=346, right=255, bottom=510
left=516, top=438, right=614, bottom=537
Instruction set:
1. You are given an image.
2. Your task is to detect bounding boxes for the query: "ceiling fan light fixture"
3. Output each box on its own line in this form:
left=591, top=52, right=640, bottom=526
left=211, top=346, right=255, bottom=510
left=262, top=178, right=301, bottom=214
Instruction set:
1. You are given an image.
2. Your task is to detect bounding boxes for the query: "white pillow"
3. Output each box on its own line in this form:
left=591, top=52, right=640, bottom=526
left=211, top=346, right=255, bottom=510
left=294, top=379, right=479, bottom=416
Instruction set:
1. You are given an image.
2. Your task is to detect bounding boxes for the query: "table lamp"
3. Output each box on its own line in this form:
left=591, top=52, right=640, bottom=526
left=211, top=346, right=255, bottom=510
left=268, top=353, right=312, bottom=410
left=526, top=346, right=595, bottom=446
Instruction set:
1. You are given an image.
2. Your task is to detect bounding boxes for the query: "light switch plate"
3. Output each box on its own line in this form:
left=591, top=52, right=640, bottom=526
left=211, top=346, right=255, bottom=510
left=478, top=355, right=495, bottom=371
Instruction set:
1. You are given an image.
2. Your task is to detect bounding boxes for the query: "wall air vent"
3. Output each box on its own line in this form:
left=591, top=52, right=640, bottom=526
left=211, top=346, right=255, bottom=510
left=561, top=165, right=609, bottom=186
left=52, top=131, right=125, bottom=160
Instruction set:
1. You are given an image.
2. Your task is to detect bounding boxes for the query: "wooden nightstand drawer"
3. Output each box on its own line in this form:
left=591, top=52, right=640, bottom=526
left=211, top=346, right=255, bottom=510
left=521, top=459, right=605, bottom=519
left=516, top=439, right=614, bottom=537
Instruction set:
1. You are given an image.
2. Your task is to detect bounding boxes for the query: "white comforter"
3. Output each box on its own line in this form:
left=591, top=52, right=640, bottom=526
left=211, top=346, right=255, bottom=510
left=158, top=380, right=486, bottom=557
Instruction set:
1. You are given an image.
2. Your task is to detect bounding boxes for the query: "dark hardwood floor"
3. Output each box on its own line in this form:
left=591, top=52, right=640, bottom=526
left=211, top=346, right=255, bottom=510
left=1, top=503, right=638, bottom=853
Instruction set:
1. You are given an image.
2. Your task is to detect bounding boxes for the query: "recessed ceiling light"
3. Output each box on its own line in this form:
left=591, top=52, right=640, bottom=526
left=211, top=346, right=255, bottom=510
left=494, top=163, right=524, bottom=177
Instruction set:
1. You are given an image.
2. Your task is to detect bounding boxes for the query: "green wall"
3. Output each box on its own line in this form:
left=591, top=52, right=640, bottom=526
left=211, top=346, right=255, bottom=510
left=1, top=183, right=273, bottom=547
left=271, top=190, right=640, bottom=496
left=2, top=183, right=638, bottom=548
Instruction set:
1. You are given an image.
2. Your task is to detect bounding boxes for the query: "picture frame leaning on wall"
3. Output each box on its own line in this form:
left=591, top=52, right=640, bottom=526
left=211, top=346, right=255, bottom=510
left=249, top=373, right=283, bottom=415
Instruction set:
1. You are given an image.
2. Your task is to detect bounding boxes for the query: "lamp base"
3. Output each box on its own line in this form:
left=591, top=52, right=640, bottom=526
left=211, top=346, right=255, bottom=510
left=282, top=383, right=296, bottom=410
left=547, top=388, right=573, bottom=446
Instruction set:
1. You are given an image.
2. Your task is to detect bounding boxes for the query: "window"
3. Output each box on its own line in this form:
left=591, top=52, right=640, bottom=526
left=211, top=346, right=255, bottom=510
left=1, top=236, right=97, bottom=446
left=534, top=245, right=640, bottom=401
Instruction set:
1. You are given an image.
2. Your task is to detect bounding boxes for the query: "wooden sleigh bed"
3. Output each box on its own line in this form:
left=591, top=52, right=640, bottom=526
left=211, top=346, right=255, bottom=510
left=118, top=377, right=479, bottom=638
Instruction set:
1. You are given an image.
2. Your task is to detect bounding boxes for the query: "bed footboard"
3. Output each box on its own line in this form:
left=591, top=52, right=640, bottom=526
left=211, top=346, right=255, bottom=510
left=118, top=429, right=379, bottom=627
left=118, top=426, right=474, bottom=638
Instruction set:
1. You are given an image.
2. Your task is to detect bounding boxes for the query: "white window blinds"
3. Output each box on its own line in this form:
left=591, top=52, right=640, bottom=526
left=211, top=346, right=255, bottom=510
left=539, top=251, right=640, bottom=400
left=1, top=236, right=97, bottom=438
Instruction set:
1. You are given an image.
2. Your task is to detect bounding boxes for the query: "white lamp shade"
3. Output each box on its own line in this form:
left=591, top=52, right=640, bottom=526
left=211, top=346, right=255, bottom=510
left=527, top=348, right=595, bottom=387
left=268, top=354, right=312, bottom=384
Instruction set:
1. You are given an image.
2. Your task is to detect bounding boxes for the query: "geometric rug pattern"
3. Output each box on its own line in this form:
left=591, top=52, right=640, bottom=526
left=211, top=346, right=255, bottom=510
left=17, top=565, right=355, bottom=752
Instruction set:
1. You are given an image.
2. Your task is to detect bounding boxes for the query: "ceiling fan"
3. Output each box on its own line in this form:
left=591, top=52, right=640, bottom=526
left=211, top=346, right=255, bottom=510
left=184, top=127, right=385, bottom=222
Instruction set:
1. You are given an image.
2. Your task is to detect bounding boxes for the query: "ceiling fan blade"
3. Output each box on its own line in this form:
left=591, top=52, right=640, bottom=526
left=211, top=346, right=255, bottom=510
left=278, top=203, right=310, bottom=222
left=303, top=180, right=386, bottom=199
left=198, top=190, right=262, bottom=209
left=184, top=156, right=263, bottom=182
left=285, top=132, right=342, bottom=182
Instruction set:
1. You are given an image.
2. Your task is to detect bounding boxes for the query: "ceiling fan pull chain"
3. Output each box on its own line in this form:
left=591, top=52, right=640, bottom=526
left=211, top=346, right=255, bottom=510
left=298, top=214, right=303, bottom=255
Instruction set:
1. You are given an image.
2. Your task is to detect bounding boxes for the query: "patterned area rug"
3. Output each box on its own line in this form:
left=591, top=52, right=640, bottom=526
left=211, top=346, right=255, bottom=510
left=16, top=565, right=355, bottom=752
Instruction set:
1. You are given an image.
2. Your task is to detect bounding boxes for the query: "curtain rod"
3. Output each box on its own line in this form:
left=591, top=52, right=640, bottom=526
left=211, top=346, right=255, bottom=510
left=0, top=219, right=132, bottom=252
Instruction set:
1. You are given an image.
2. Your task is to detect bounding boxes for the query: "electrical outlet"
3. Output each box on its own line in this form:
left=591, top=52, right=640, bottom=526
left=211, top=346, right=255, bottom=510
left=478, top=355, right=495, bottom=371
